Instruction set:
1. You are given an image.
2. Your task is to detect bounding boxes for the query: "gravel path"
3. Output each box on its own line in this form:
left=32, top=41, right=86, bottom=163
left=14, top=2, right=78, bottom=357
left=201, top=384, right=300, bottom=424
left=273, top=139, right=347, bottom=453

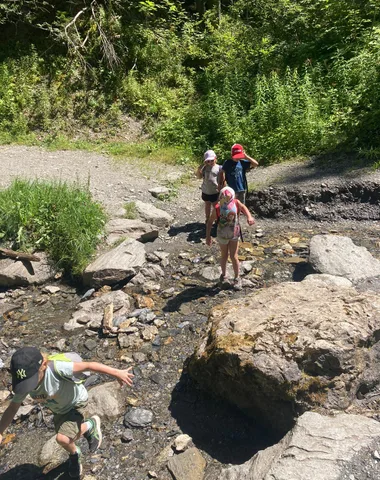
left=2, top=145, right=378, bottom=227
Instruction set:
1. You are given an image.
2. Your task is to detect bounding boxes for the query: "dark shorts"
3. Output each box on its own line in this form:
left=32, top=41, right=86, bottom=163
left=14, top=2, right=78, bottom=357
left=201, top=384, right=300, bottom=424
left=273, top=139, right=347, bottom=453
left=202, top=192, right=219, bottom=203
left=53, top=402, right=87, bottom=439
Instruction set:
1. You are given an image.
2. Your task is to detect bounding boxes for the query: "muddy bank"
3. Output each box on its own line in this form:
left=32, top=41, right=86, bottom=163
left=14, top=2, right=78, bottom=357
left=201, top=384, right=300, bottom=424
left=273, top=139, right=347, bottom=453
left=247, top=181, right=380, bottom=221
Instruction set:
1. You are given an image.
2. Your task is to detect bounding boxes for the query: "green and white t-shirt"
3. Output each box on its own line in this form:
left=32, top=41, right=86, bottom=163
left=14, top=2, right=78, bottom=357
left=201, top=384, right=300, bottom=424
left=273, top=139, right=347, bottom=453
left=12, top=361, right=88, bottom=414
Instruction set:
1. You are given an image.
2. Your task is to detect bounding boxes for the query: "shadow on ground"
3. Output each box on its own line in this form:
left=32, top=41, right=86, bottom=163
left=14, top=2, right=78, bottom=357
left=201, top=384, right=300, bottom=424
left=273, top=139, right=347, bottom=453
left=167, top=222, right=206, bottom=243
left=169, top=372, right=280, bottom=465
left=0, top=461, right=71, bottom=480
left=163, top=285, right=220, bottom=312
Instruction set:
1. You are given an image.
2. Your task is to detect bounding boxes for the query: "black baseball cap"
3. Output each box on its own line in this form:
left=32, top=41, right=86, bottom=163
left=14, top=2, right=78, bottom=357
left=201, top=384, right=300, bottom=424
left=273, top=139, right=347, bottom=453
left=10, top=347, right=44, bottom=394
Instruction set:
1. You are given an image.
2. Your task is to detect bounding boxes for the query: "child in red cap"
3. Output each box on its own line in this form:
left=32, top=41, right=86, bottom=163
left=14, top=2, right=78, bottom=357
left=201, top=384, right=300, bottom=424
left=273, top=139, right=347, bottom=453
left=218, top=144, right=259, bottom=205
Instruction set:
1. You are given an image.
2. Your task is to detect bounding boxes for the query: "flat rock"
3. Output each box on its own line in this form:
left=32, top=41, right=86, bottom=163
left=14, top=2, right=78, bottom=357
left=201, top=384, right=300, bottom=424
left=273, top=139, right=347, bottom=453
left=220, top=412, right=380, bottom=480
left=302, top=273, right=353, bottom=287
left=167, top=447, right=206, bottom=480
left=83, top=238, right=146, bottom=287
left=309, top=235, right=380, bottom=281
left=86, top=381, right=126, bottom=419
left=148, top=186, right=170, bottom=198
left=105, top=218, right=159, bottom=245
left=189, top=281, right=380, bottom=434
left=134, top=200, right=173, bottom=227
left=199, top=265, right=234, bottom=282
left=0, top=252, right=56, bottom=287
left=124, top=408, right=153, bottom=428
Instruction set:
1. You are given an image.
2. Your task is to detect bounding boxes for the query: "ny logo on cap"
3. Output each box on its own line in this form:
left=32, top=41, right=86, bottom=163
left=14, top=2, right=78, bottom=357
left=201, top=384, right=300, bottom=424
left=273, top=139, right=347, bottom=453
left=16, top=369, right=27, bottom=379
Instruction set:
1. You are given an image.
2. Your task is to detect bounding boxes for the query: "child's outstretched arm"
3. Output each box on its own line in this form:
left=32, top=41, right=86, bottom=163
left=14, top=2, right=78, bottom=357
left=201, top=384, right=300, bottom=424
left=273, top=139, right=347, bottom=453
left=73, top=362, right=134, bottom=387
left=237, top=201, right=255, bottom=225
left=0, top=401, right=22, bottom=444
left=206, top=209, right=217, bottom=246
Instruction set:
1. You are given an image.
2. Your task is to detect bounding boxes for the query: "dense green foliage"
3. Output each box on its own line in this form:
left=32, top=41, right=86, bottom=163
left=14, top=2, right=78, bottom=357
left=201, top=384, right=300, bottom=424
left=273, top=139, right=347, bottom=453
left=0, top=180, right=106, bottom=275
left=0, top=0, right=379, bottom=162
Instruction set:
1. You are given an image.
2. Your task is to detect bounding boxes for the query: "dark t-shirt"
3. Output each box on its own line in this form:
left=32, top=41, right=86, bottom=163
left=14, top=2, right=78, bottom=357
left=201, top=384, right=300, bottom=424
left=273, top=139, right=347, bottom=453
left=222, top=160, right=251, bottom=192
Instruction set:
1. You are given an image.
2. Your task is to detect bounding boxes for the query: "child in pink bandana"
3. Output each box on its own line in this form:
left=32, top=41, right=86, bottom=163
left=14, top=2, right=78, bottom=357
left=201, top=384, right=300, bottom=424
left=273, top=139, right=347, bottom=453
left=206, top=187, right=255, bottom=290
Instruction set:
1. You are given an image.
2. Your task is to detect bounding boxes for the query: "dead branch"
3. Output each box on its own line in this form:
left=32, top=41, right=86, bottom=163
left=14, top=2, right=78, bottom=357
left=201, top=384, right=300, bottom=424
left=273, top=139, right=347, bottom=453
left=0, top=247, right=40, bottom=262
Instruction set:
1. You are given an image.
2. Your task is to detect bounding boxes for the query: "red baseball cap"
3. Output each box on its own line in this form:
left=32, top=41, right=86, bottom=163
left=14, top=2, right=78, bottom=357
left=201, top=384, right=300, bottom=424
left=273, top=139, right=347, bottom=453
left=231, top=144, right=245, bottom=160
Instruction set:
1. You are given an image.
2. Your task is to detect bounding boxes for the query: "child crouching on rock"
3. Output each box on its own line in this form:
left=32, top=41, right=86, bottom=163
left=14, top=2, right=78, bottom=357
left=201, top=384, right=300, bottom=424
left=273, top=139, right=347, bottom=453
left=0, top=347, right=134, bottom=478
left=206, top=186, right=255, bottom=290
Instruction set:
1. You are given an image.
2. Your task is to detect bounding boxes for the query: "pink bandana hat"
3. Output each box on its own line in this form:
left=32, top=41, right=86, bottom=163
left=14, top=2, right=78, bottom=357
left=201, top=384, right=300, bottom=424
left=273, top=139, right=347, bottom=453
left=219, top=186, right=235, bottom=205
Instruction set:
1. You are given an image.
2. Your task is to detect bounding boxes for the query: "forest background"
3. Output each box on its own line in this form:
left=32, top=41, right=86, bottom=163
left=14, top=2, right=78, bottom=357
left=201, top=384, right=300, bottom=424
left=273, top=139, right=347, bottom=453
left=0, top=0, right=379, bottom=164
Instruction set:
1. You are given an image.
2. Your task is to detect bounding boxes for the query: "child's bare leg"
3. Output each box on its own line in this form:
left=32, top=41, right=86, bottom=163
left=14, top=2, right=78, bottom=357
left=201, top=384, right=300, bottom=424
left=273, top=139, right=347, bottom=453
left=220, top=243, right=229, bottom=277
left=205, top=201, right=211, bottom=222
left=56, top=423, right=88, bottom=453
left=229, top=240, right=240, bottom=278
left=56, top=433, right=78, bottom=454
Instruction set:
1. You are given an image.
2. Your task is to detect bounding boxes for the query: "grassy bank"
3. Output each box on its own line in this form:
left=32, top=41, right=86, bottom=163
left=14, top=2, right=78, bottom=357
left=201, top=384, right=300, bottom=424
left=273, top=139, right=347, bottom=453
left=0, top=180, right=107, bottom=276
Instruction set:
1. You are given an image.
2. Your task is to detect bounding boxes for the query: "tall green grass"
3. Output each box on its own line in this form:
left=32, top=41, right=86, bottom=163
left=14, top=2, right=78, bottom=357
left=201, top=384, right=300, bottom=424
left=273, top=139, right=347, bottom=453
left=0, top=180, right=107, bottom=276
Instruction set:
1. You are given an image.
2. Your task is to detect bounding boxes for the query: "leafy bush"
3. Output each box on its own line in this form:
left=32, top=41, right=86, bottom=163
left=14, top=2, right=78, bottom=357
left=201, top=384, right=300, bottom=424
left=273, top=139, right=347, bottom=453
left=0, top=180, right=107, bottom=275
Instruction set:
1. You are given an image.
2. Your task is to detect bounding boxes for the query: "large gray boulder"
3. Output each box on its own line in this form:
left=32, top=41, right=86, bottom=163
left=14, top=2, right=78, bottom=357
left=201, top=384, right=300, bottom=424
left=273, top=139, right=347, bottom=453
left=105, top=218, right=159, bottom=245
left=83, top=238, right=146, bottom=287
left=134, top=200, right=173, bottom=227
left=309, top=235, right=380, bottom=281
left=0, top=252, right=56, bottom=287
left=86, top=381, right=126, bottom=419
left=189, top=282, right=380, bottom=434
left=220, top=412, right=380, bottom=480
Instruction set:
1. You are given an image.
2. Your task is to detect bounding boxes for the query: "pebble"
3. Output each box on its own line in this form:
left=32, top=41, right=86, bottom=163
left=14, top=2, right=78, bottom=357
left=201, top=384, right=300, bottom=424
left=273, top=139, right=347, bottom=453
left=121, top=429, right=134, bottom=443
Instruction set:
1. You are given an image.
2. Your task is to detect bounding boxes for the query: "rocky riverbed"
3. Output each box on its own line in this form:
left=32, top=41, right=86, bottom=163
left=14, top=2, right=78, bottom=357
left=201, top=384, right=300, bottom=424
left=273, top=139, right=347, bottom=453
left=0, top=147, right=379, bottom=480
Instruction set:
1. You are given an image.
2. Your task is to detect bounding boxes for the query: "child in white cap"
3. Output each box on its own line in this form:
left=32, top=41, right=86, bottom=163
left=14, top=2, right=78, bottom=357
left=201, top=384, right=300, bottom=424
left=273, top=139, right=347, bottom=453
left=206, top=186, right=255, bottom=290
left=196, top=149, right=223, bottom=223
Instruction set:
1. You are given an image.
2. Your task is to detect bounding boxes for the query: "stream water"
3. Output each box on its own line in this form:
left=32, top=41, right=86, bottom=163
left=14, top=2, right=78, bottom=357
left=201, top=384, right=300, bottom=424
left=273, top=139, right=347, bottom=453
left=0, top=217, right=379, bottom=480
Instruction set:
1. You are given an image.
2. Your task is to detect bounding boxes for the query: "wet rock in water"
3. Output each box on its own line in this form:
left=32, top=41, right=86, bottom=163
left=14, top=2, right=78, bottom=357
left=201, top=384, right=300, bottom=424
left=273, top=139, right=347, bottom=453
left=0, top=252, right=56, bottom=287
left=105, top=218, right=159, bottom=245
left=80, top=288, right=95, bottom=302
left=302, top=273, right=353, bottom=287
left=167, top=447, right=206, bottom=480
left=64, top=290, right=131, bottom=331
left=134, top=200, right=173, bottom=227
left=39, top=434, right=67, bottom=468
left=309, top=235, right=380, bottom=281
left=220, top=412, right=380, bottom=480
left=174, top=434, right=192, bottom=452
left=87, top=381, right=126, bottom=419
left=83, top=238, right=146, bottom=287
left=199, top=266, right=222, bottom=282
left=124, top=407, right=154, bottom=428
left=189, top=282, right=380, bottom=434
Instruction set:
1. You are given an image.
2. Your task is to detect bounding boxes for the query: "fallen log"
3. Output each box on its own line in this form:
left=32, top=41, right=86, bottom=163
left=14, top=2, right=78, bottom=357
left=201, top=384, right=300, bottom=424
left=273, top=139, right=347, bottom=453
left=0, top=247, right=41, bottom=262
